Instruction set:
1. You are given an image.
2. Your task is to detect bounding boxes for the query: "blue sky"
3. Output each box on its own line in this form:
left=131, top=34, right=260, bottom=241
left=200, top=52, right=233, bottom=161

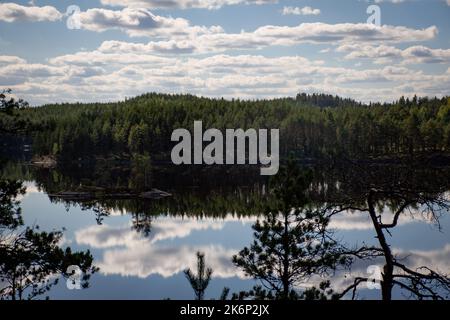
left=1, top=0, right=450, bottom=105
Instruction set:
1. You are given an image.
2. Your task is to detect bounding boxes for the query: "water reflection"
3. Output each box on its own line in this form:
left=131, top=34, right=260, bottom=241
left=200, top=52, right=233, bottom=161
left=74, top=217, right=250, bottom=279
left=1, top=160, right=449, bottom=300
left=0, top=179, right=97, bottom=300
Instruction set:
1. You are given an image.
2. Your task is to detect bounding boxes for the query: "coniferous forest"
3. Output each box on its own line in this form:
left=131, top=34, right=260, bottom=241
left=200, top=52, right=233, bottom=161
left=2, top=92, right=450, bottom=162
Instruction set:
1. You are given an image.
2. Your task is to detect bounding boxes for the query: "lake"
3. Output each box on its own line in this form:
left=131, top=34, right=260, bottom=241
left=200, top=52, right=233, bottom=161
left=1, top=160, right=449, bottom=300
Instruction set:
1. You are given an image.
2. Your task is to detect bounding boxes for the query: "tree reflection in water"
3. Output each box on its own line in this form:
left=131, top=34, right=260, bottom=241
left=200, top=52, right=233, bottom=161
left=1, top=160, right=450, bottom=300
left=326, top=162, right=450, bottom=300
left=0, top=178, right=98, bottom=300
left=233, top=160, right=349, bottom=300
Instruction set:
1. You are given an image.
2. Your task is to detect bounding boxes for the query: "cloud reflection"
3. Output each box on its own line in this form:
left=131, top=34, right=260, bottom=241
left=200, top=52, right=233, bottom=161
left=75, top=216, right=250, bottom=278
left=74, top=211, right=448, bottom=286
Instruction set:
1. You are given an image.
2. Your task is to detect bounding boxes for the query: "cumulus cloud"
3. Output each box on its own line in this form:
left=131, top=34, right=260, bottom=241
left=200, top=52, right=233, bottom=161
left=0, top=62, right=67, bottom=86
left=49, top=50, right=173, bottom=66
left=4, top=46, right=450, bottom=105
left=240, top=23, right=437, bottom=44
left=87, top=22, right=439, bottom=55
left=0, top=2, right=62, bottom=22
left=0, top=55, right=27, bottom=66
left=180, top=22, right=437, bottom=47
left=369, top=0, right=449, bottom=6
left=337, top=44, right=450, bottom=64
left=98, top=40, right=197, bottom=55
left=282, top=6, right=321, bottom=16
left=74, top=8, right=222, bottom=38
left=372, top=0, right=448, bottom=4
left=43, top=51, right=326, bottom=99
left=0, top=15, right=446, bottom=105
left=337, top=43, right=402, bottom=60
left=374, top=0, right=405, bottom=3
left=99, top=0, right=277, bottom=10
left=402, top=46, right=450, bottom=64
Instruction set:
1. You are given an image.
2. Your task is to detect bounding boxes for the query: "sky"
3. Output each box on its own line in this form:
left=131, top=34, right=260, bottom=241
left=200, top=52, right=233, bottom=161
left=0, top=0, right=449, bottom=105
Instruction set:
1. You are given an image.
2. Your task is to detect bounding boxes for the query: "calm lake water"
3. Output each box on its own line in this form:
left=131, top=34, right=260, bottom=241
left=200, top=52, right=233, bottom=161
left=2, top=162, right=450, bottom=299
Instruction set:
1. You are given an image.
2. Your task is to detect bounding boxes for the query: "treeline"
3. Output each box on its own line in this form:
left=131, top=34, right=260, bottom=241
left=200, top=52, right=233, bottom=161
left=1, top=92, right=450, bottom=160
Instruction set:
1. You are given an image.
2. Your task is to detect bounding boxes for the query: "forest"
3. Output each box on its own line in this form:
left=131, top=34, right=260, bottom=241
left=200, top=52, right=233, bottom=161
left=1, top=91, right=450, bottom=162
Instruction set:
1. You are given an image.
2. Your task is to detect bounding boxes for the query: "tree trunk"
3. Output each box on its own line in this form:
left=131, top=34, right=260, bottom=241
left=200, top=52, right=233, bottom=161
left=282, top=212, right=290, bottom=299
left=367, top=191, right=394, bottom=301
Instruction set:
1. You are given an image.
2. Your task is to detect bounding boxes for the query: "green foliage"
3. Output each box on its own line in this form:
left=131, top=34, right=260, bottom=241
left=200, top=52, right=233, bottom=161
left=231, top=285, right=275, bottom=300
left=0, top=180, right=25, bottom=229
left=0, top=89, right=29, bottom=116
left=3, top=92, right=449, bottom=161
left=220, top=287, right=230, bottom=300
left=0, top=227, right=96, bottom=300
left=0, top=89, right=31, bottom=134
left=0, top=179, right=98, bottom=300
left=129, top=153, right=152, bottom=191
left=232, top=160, right=349, bottom=300
left=184, top=251, right=213, bottom=300
left=301, top=280, right=338, bottom=300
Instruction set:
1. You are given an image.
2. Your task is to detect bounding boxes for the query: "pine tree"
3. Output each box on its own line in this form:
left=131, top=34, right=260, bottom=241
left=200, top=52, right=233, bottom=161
left=184, top=252, right=213, bottom=300
left=232, top=160, right=348, bottom=300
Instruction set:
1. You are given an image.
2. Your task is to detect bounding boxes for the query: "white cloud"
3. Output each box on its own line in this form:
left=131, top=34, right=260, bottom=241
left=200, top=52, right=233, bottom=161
left=0, top=63, right=67, bottom=86
left=87, top=22, right=438, bottom=54
left=98, top=39, right=197, bottom=55
left=370, top=0, right=450, bottom=6
left=374, top=0, right=405, bottom=3
left=49, top=50, right=173, bottom=66
left=337, top=43, right=402, bottom=59
left=282, top=6, right=321, bottom=16
left=187, top=22, right=437, bottom=46
left=402, top=45, right=450, bottom=64
left=2, top=21, right=448, bottom=106
left=4, top=48, right=450, bottom=105
left=241, top=23, right=437, bottom=44
left=337, top=44, right=450, bottom=64
left=74, top=8, right=222, bottom=38
left=100, top=0, right=277, bottom=10
left=0, top=55, right=27, bottom=66
left=0, top=3, right=62, bottom=23
left=192, top=23, right=437, bottom=52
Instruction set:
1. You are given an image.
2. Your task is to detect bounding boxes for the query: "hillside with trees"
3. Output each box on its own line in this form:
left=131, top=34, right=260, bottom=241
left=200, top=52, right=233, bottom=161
left=1, top=91, right=449, bottom=162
